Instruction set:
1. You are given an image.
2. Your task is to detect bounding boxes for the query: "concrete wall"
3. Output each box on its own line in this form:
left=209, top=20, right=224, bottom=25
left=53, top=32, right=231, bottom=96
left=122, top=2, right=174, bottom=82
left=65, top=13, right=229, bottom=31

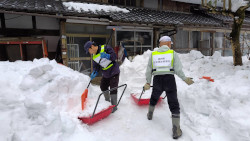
left=36, top=16, right=59, bottom=30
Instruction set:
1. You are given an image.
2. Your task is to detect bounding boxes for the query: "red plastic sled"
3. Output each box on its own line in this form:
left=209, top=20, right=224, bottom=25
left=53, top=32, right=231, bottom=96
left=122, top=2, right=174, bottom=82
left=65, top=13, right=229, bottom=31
left=79, top=84, right=127, bottom=125
left=131, top=94, right=163, bottom=105
left=78, top=105, right=115, bottom=125
left=131, top=86, right=165, bottom=106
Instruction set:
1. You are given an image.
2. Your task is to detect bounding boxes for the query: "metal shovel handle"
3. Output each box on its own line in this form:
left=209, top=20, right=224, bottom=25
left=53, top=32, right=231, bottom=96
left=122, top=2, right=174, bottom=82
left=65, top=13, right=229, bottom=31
left=138, top=86, right=167, bottom=101
left=138, top=86, right=153, bottom=102
left=91, top=84, right=127, bottom=118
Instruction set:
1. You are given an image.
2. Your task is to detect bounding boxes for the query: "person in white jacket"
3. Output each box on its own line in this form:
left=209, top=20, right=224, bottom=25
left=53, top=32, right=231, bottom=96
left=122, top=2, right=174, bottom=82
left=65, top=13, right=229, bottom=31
left=144, top=36, right=194, bottom=139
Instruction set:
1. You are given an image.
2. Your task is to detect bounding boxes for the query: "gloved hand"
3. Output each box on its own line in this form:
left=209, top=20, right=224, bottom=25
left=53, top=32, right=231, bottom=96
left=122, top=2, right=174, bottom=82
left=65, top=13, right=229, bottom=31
left=90, top=71, right=98, bottom=80
left=144, top=83, right=151, bottom=90
left=184, top=77, right=194, bottom=85
left=100, top=52, right=110, bottom=59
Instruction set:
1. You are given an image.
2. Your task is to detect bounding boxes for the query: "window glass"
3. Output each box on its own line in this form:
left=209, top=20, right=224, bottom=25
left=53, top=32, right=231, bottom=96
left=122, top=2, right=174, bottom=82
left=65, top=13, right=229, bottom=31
left=67, top=37, right=90, bottom=57
left=192, top=31, right=200, bottom=48
left=135, top=32, right=152, bottom=45
left=215, top=32, right=223, bottom=48
left=117, top=31, right=134, bottom=45
left=224, top=50, right=232, bottom=56
left=117, top=30, right=153, bottom=56
left=175, top=30, right=189, bottom=49
left=225, top=33, right=231, bottom=48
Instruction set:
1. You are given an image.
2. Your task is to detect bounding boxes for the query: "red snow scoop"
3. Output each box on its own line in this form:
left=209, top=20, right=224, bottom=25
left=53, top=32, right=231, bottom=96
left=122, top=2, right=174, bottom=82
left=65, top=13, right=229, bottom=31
left=131, top=86, right=166, bottom=106
left=81, top=81, right=91, bottom=110
left=200, top=76, right=214, bottom=82
left=79, top=84, right=127, bottom=125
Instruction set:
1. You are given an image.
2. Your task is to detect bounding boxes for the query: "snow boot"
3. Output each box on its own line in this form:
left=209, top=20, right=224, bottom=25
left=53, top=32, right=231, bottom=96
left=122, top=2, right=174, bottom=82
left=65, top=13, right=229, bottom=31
left=172, top=114, right=182, bottom=139
left=103, top=92, right=110, bottom=102
left=147, top=105, right=155, bottom=120
left=111, top=94, right=117, bottom=113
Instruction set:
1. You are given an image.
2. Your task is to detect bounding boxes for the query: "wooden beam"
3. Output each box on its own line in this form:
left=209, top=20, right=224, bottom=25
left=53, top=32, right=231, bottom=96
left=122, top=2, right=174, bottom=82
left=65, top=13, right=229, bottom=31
left=68, top=57, right=90, bottom=61
left=173, top=33, right=176, bottom=49
left=174, top=48, right=198, bottom=51
left=210, top=32, right=214, bottom=55
left=66, top=33, right=108, bottom=38
left=223, top=32, right=226, bottom=56
left=140, top=0, right=144, bottom=7
left=60, top=20, right=68, bottom=66
left=0, top=13, right=6, bottom=30
left=153, top=28, right=160, bottom=48
left=32, top=16, right=36, bottom=29
left=188, top=31, right=191, bottom=49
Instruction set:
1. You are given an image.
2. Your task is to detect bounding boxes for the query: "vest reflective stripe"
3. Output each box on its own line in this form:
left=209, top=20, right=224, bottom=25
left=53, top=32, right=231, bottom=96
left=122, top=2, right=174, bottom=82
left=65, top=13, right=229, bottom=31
left=152, top=50, right=174, bottom=72
left=93, top=45, right=113, bottom=70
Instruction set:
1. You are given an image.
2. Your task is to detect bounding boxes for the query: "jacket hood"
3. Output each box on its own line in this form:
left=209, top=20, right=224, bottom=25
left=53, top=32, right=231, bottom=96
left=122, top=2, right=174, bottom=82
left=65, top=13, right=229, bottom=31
left=157, top=45, right=170, bottom=52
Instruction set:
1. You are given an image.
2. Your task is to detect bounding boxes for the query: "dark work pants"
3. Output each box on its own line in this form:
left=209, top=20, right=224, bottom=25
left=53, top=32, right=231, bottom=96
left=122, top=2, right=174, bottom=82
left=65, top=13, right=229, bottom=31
left=150, top=74, right=180, bottom=114
left=100, top=73, right=120, bottom=95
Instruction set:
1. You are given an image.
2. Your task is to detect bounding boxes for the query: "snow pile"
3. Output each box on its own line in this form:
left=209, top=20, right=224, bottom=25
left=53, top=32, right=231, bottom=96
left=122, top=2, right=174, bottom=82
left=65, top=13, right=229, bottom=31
left=0, top=50, right=250, bottom=141
left=178, top=51, right=250, bottom=141
left=119, top=50, right=151, bottom=90
left=120, top=50, right=250, bottom=141
left=0, top=58, right=110, bottom=141
left=63, top=2, right=129, bottom=13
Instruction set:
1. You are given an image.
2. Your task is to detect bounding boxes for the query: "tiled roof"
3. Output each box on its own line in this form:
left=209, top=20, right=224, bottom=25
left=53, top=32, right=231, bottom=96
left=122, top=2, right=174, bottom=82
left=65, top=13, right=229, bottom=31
left=207, top=13, right=250, bottom=24
left=0, top=0, right=226, bottom=27
left=109, top=7, right=222, bottom=26
left=0, top=0, right=64, bottom=13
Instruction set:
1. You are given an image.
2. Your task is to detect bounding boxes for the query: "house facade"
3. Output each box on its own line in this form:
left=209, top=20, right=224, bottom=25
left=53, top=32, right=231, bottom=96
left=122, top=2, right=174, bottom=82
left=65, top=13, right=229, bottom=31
left=0, top=0, right=250, bottom=74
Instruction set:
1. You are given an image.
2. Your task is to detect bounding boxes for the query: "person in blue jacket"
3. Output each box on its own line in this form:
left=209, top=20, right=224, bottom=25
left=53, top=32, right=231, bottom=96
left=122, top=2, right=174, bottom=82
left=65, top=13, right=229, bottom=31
left=84, top=41, right=120, bottom=112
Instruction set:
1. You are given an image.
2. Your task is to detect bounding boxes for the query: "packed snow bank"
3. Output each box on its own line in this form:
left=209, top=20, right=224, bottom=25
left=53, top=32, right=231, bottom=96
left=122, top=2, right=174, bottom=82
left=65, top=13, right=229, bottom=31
left=63, top=2, right=129, bottom=13
left=0, top=58, right=111, bottom=141
left=0, top=50, right=250, bottom=141
left=120, top=50, right=250, bottom=141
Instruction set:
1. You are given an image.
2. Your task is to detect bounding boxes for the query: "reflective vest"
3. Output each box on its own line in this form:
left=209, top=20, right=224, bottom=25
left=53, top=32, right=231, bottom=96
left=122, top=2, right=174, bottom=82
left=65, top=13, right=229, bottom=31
left=152, top=49, right=174, bottom=73
left=93, top=45, right=113, bottom=70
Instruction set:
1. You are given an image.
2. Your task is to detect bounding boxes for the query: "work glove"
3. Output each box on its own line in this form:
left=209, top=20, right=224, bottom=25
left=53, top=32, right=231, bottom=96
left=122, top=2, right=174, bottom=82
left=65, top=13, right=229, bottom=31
left=184, top=77, right=194, bottom=85
left=90, top=71, right=98, bottom=80
left=144, top=83, right=151, bottom=90
left=100, top=52, right=110, bottom=60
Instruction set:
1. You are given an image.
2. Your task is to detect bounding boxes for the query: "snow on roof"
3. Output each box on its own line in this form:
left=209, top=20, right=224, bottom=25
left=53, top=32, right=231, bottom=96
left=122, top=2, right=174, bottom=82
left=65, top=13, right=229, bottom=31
left=172, top=0, right=249, bottom=12
left=63, top=2, right=130, bottom=13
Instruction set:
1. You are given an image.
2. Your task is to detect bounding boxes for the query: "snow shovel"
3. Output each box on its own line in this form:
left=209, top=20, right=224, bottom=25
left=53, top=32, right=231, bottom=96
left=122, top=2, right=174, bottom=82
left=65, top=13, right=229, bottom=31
left=81, top=80, right=92, bottom=110
left=199, top=76, right=214, bottom=82
left=131, top=86, right=166, bottom=105
left=79, top=84, right=127, bottom=125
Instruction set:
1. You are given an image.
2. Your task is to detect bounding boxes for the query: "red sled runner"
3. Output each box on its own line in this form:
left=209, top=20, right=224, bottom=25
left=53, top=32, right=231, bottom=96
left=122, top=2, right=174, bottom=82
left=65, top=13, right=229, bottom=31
left=79, top=84, right=127, bottom=125
left=131, top=86, right=166, bottom=106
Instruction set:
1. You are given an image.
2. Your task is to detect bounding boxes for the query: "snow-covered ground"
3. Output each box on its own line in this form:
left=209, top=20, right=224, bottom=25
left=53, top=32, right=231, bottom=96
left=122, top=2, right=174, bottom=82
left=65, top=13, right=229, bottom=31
left=0, top=50, right=250, bottom=141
